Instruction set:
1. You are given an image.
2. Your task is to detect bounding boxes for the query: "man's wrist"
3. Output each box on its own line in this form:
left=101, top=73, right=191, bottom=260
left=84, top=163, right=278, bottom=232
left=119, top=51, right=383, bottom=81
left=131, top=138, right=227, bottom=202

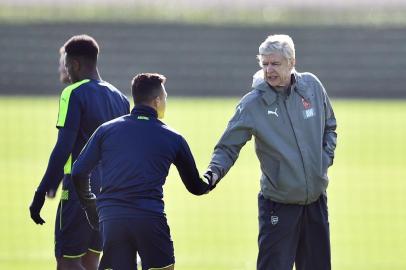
left=204, top=169, right=220, bottom=190
left=35, top=188, right=46, bottom=196
left=207, top=166, right=221, bottom=180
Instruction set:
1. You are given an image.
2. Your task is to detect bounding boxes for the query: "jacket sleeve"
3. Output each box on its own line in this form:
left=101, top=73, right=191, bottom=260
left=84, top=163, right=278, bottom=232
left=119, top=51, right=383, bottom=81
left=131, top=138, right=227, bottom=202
left=37, top=128, right=77, bottom=194
left=173, top=136, right=209, bottom=195
left=322, top=87, right=337, bottom=165
left=36, top=90, right=83, bottom=194
left=71, top=127, right=103, bottom=207
left=208, top=103, right=254, bottom=180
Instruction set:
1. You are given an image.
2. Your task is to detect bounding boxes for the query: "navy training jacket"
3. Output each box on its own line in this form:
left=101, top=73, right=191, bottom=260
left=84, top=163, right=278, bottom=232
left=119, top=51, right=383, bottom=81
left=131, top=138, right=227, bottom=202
left=72, top=105, right=209, bottom=221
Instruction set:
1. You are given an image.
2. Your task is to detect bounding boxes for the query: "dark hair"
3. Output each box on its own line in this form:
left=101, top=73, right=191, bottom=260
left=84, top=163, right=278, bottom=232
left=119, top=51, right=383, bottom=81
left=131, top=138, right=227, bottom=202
left=63, top=34, right=99, bottom=64
left=131, top=73, right=166, bottom=105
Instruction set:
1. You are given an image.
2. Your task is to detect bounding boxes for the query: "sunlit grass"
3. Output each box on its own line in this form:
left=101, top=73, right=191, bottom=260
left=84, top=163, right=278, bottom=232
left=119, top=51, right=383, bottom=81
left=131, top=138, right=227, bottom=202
left=0, top=97, right=405, bottom=269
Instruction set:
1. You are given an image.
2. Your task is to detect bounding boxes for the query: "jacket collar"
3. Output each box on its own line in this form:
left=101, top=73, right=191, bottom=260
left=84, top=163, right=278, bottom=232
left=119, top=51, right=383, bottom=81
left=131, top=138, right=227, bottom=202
left=256, top=71, right=310, bottom=105
left=292, top=72, right=311, bottom=100
left=131, top=104, right=158, bottom=118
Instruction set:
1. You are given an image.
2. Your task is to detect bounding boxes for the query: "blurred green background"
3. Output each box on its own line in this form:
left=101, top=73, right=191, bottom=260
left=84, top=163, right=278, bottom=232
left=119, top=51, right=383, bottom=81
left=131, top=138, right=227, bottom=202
left=1, top=0, right=406, bottom=269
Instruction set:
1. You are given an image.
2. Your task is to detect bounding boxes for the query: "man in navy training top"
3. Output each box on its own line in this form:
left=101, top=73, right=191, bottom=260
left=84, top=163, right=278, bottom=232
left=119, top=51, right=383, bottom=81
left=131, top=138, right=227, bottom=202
left=29, top=34, right=130, bottom=270
left=71, top=73, right=210, bottom=270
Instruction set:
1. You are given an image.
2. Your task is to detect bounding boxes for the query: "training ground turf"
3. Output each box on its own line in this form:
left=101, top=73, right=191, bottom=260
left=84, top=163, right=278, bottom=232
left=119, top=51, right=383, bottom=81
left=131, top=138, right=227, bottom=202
left=0, top=97, right=405, bottom=270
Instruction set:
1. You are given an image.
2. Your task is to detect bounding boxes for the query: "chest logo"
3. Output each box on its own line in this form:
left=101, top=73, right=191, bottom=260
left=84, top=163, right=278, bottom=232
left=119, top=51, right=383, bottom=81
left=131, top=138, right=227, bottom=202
left=267, top=108, right=279, bottom=117
left=302, top=98, right=312, bottom=109
left=302, top=98, right=315, bottom=119
left=303, top=108, right=316, bottom=119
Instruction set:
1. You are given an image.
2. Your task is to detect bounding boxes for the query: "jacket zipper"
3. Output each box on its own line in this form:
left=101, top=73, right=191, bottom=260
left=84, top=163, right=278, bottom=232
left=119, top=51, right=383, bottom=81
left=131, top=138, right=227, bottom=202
left=283, top=97, right=309, bottom=204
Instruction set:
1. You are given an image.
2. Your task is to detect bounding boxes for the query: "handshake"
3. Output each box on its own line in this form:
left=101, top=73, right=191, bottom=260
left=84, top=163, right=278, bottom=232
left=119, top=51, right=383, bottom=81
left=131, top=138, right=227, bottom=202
left=202, top=170, right=219, bottom=193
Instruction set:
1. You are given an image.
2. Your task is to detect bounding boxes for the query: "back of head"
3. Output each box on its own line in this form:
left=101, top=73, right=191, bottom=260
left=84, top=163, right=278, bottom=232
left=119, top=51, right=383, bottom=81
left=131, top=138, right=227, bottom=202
left=258, top=34, right=295, bottom=62
left=63, top=34, right=99, bottom=67
left=131, top=73, right=167, bottom=105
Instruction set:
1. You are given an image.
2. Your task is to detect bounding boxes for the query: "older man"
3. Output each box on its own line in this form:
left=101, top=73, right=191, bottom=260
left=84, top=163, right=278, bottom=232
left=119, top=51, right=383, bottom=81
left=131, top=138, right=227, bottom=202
left=204, top=34, right=337, bottom=270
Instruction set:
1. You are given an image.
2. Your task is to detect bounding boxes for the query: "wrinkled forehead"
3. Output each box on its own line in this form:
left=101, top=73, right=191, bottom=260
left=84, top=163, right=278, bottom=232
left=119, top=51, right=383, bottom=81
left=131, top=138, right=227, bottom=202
left=259, top=52, right=286, bottom=63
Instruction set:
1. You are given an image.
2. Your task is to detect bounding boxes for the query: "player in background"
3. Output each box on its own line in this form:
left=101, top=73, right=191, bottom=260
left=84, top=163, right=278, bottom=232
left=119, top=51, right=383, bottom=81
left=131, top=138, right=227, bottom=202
left=59, top=38, right=143, bottom=270
left=29, top=34, right=130, bottom=270
left=71, top=73, right=210, bottom=270
left=59, top=39, right=143, bottom=270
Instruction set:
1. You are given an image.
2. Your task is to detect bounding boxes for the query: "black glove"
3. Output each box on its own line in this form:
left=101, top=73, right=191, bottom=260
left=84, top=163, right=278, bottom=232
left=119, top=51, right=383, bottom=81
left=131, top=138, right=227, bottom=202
left=82, top=195, right=99, bottom=231
left=29, top=190, right=46, bottom=225
left=203, top=170, right=219, bottom=191
left=71, top=173, right=99, bottom=230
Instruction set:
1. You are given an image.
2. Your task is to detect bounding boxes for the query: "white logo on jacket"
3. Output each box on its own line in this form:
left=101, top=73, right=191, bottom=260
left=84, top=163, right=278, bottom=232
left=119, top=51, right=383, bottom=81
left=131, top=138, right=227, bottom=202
left=303, top=108, right=316, bottom=119
left=271, top=215, right=279, bottom=225
left=267, top=108, right=278, bottom=117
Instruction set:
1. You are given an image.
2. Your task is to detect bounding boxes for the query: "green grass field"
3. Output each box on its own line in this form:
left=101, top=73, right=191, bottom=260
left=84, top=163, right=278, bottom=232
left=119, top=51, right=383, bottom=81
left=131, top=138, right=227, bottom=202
left=0, top=97, right=405, bottom=270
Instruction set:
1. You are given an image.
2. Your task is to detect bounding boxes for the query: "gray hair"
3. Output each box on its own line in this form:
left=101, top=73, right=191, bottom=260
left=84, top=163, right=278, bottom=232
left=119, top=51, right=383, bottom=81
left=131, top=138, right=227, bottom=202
left=257, top=34, right=295, bottom=66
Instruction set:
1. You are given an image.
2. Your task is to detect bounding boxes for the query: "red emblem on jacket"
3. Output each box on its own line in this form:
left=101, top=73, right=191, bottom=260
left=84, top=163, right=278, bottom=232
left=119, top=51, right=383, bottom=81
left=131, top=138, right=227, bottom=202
left=302, top=98, right=312, bottom=109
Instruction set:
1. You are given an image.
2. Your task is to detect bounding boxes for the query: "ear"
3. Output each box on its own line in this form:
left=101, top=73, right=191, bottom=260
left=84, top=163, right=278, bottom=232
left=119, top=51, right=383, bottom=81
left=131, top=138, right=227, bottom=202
left=152, top=95, right=161, bottom=109
left=156, top=95, right=162, bottom=104
left=290, top=58, right=296, bottom=69
left=72, top=59, right=81, bottom=71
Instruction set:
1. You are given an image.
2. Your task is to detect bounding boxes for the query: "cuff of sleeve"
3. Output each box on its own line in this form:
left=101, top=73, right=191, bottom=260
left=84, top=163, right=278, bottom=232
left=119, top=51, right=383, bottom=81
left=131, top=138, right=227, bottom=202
left=208, top=165, right=222, bottom=181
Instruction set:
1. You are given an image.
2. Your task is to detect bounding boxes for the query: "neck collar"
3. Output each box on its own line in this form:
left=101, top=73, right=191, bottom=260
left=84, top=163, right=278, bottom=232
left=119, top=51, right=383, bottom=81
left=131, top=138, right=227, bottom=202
left=256, top=72, right=311, bottom=105
left=131, top=104, right=158, bottom=118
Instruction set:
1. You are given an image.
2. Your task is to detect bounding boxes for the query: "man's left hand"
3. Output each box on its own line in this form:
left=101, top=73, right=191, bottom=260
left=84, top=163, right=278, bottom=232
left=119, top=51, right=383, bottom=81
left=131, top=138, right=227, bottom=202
left=83, top=199, right=99, bottom=231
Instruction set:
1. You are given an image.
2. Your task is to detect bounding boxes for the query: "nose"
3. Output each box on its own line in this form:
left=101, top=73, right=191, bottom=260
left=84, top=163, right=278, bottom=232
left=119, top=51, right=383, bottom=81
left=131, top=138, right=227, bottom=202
left=266, top=64, right=274, bottom=73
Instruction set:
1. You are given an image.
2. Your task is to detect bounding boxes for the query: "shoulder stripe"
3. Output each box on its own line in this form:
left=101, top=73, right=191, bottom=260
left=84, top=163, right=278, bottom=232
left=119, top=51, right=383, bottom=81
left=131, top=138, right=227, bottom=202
left=56, top=79, right=90, bottom=127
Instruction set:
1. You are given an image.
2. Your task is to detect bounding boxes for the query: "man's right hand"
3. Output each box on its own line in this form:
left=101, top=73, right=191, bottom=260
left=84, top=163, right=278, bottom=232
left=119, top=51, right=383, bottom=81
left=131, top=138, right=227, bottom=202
left=203, top=170, right=219, bottom=191
left=29, top=190, right=46, bottom=225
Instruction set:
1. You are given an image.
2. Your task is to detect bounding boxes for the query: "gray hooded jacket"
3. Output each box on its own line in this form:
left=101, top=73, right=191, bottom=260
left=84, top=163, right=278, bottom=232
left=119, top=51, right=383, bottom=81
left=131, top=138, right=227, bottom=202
left=208, top=71, right=337, bottom=205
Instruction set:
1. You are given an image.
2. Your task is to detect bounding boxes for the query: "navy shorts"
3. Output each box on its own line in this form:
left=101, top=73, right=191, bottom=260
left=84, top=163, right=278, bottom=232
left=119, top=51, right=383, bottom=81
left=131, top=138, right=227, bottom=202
left=55, top=194, right=102, bottom=259
left=257, top=193, right=331, bottom=270
left=99, top=216, right=175, bottom=270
